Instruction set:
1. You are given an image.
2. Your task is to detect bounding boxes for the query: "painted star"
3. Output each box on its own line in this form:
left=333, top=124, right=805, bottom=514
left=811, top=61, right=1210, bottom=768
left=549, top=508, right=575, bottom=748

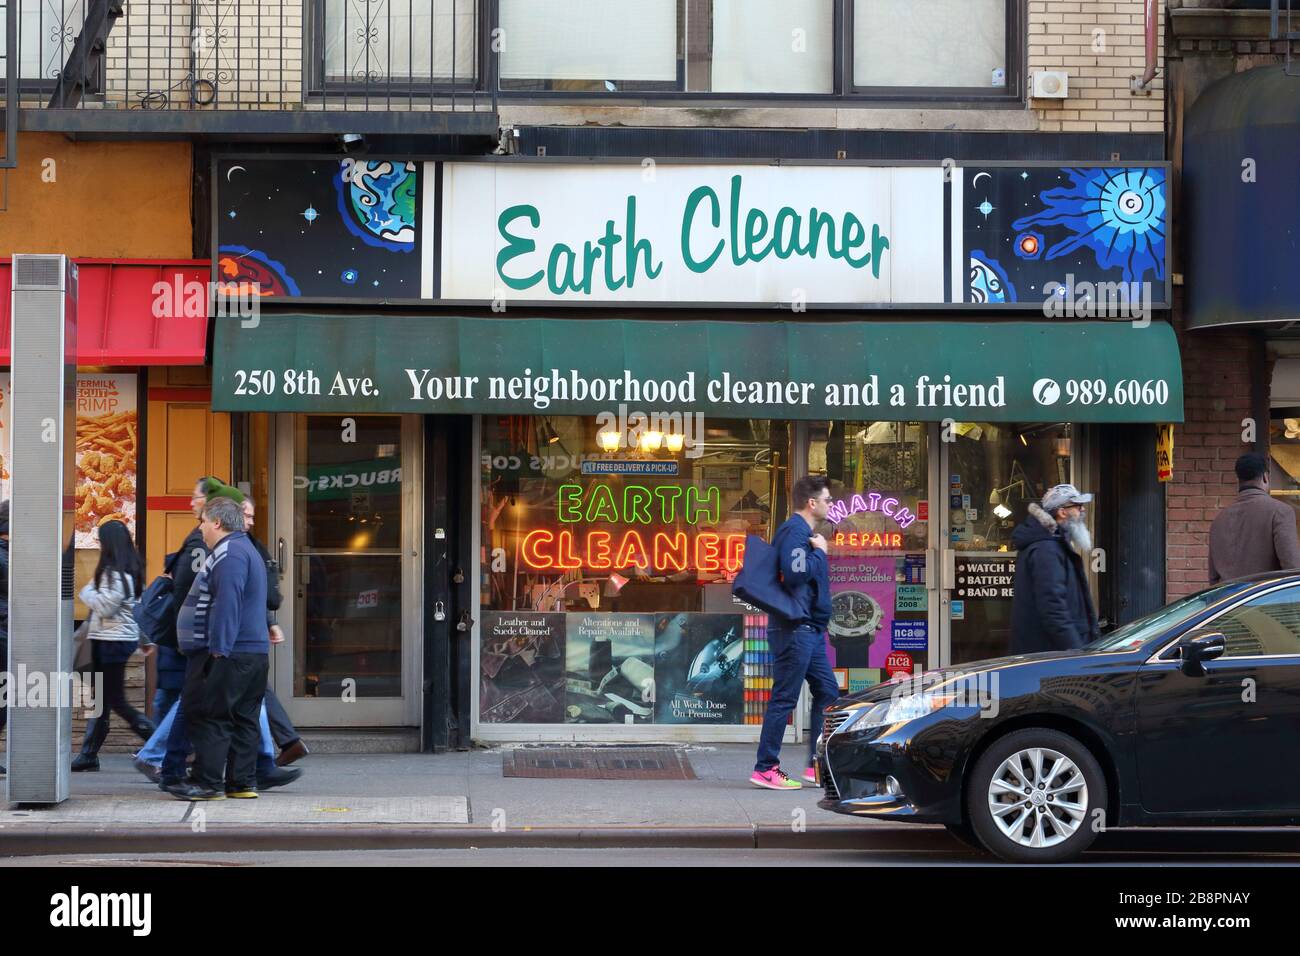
left=977, top=200, right=995, bottom=219
left=1021, top=171, right=1030, bottom=180
left=301, top=205, right=320, bottom=224
left=227, top=210, right=237, bottom=219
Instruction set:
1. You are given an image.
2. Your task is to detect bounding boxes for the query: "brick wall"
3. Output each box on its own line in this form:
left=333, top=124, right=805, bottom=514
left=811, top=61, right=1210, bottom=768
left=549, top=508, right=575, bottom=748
left=1165, top=317, right=1261, bottom=601
left=1030, top=0, right=1166, bottom=134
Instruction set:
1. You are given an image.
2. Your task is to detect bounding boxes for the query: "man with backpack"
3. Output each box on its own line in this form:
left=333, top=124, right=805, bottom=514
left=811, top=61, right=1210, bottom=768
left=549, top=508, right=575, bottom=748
left=750, top=475, right=840, bottom=791
left=130, top=476, right=223, bottom=778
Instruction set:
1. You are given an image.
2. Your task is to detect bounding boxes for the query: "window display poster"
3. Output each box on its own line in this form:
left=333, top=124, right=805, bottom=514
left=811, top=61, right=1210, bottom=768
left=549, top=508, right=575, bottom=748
left=74, top=374, right=139, bottom=547
left=0, top=373, right=140, bottom=548
left=847, top=668, right=883, bottom=694
left=828, top=555, right=896, bottom=669
left=654, top=612, right=745, bottom=724
left=480, top=611, right=566, bottom=723
left=565, top=613, right=656, bottom=724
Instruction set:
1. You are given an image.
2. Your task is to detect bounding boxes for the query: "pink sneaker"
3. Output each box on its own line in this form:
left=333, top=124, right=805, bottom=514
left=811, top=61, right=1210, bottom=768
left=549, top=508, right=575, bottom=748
left=750, top=766, right=802, bottom=790
left=802, top=766, right=818, bottom=785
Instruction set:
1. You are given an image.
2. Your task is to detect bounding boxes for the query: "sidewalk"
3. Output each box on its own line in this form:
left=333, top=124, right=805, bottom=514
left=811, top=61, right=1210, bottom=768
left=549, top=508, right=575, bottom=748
left=0, top=745, right=941, bottom=856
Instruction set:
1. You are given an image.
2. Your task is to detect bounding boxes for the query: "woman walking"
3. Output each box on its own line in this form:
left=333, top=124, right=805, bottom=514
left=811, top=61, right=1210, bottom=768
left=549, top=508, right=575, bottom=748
left=73, top=519, right=156, bottom=772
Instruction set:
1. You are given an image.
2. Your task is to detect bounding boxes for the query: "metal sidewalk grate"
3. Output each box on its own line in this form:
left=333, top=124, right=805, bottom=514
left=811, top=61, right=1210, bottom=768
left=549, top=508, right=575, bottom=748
left=502, top=747, right=697, bottom=781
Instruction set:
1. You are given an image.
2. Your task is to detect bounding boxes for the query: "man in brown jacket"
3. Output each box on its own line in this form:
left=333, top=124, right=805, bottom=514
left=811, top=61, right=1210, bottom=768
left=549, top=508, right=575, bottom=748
left=1208, top=453, right=1300, bottom=584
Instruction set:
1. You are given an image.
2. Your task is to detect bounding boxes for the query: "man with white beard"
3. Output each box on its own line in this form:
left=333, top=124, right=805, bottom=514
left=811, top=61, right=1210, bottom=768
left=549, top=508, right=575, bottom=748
left=1009, top=484, right=1100, bottom=654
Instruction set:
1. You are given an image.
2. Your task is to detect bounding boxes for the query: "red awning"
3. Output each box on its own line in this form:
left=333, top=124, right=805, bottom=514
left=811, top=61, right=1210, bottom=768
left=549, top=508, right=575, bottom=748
left=0, top=259, right=211, bottom=366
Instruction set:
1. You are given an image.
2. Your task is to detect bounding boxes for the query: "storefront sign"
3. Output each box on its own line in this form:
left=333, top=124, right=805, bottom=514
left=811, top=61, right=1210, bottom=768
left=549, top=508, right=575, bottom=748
left=955, top=558, right=1017, bottom=599
left=520, top=528, right=746, bottom=574
left=891, top=620, right=929, bottom=652
left=581, top=460, right=679, bottom=476
left=833, top=532, right=903, bottom=549
left=1157, top=424, right=1174, bottom=482
left=885, top=651, right=914, bottom=678
left=214, top=315, right=1185, bottom=424
left=895, top=585, right=927, bottom=612
left=826, top=491, right=917, bottom=529
left=215, top=158, right=1170, bottom=310
left=294, top=458, right=402, bottom=500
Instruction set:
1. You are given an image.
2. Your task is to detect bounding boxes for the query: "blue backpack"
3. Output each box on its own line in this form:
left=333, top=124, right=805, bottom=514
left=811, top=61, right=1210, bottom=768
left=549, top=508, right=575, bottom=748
left=731, top=534, right=804, bottom=625
left=131, top=550, right=180, bottom=646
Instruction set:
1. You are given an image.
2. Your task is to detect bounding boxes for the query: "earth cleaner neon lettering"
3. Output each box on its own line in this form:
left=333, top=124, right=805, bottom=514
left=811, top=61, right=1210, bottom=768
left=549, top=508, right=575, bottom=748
left=521, top=529, right=745, bottom=574
left=556, top=483, right=721, bottom=525
left=494, top=176, right=890, bottom=295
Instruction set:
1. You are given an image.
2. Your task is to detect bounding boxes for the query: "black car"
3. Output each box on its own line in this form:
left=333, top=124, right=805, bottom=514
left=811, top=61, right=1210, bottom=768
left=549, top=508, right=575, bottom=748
left=816, top=572, right=1300, bottom=863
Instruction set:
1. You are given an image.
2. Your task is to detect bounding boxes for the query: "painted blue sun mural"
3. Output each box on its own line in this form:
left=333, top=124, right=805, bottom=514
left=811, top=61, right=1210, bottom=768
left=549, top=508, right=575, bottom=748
left=964, top=166, right=1169, bottom=305
left=334, top=159, right=417, bottom=253
left=1012, top=167, right=1166, bottom=283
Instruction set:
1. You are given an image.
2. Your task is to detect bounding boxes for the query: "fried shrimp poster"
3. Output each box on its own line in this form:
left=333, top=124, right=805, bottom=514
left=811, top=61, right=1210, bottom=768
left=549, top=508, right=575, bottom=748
left=75, top=375, right=138, bottom=547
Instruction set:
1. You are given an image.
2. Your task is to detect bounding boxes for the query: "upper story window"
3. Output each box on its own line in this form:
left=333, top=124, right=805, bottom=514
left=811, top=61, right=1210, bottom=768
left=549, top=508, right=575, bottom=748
left=852, top=0, right=1008, bottom=91
left=496, top=0, right=1018, bottom=100
left=318, top=0, right=479, bottom=87
left=1, top=0, right=88, bottom=84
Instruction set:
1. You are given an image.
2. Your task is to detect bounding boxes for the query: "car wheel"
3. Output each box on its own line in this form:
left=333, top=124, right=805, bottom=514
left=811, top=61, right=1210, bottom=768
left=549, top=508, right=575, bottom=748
left=943, top=821, right=986, bottom=853
left=966, top=728, right=1107, bottom=864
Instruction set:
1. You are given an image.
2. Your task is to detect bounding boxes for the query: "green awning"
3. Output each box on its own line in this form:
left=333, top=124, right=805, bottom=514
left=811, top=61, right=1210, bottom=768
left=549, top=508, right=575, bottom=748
left=212, top=315, right=1183, bottom=423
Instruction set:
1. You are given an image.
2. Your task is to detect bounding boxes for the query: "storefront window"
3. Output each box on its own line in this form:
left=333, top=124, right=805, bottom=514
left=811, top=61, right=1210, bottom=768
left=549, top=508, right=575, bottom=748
left=852, top=0, right=1008, bottom=90
left=811, top=421, right=930, bottom=687
left=479, top=415, right=788, bottom=726
left=947, top=422, right=1073, bottom=664
left=1269, top=413, right=1300, bottom=523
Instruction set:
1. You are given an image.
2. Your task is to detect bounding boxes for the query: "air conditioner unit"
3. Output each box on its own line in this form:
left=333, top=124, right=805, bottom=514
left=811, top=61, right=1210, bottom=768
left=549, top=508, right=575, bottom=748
left=1032, top=71, right=1070, bottom=99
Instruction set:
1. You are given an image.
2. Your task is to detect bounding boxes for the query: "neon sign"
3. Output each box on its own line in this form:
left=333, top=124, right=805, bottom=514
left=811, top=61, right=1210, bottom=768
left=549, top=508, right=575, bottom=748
left=557, top=483, right=719, bottom=525
left=521, top=529, right=746, bottom=574
left=834, top=532, right=903, bottom=549
left=520, top=482, right=743, bottom=574
left=826, top=492, right=917, bottom=530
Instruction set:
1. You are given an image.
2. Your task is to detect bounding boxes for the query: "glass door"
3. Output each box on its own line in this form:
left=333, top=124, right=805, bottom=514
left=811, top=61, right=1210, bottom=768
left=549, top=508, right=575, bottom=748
left=273, top=413, right=422, bottom=725
left=939, top=422, right=1075, bottom=666
left=808, top=421, right=935, bottom=688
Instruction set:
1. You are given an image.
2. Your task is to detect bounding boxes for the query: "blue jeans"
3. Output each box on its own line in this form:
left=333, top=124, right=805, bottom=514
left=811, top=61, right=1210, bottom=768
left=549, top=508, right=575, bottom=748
left=754, top=624, right=840, bottom=772
left=146, top=698, right=276, bottom=770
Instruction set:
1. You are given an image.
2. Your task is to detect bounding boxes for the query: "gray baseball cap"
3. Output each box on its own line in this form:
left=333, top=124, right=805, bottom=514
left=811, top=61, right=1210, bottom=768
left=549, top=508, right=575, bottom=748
left=1041, top=483, right=1093, bottom=513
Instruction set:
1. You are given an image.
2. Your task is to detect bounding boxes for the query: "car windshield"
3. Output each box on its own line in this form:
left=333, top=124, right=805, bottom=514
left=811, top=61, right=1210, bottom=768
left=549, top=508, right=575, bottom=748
left=1086, top=581, right=1255, bottom=653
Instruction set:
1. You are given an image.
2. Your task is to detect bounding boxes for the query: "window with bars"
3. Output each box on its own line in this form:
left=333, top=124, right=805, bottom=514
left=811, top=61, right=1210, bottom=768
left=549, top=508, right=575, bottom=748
left=317, top=0, right=479, bottom=88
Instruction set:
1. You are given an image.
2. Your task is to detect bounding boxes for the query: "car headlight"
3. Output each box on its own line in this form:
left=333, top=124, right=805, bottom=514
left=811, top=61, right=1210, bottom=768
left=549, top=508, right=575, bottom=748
left=848, top=692, right=957, bottom=731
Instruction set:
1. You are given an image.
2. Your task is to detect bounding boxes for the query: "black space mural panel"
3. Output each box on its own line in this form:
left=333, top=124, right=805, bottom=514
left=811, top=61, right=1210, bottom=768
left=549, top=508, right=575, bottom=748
left=962, top=166, right=1167, bottom=306
left=215, top=158, right=423, bottom=299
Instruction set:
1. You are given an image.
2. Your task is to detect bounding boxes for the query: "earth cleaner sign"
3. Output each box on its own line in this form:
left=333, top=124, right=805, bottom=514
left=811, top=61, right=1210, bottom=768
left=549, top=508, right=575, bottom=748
left=214, top=159, right=1170, bottom=311
left=213, top=317, right=1184, bottom=423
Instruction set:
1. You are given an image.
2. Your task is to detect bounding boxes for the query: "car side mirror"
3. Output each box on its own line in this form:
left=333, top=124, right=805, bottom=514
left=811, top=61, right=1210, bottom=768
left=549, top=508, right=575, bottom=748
left=1177, top=629, right=1227, bottom=677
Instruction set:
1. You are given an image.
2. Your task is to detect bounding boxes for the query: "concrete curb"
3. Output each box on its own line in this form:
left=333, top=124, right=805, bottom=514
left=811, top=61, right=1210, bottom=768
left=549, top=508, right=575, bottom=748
left=4, top=824, right=1297, bottom=858
left=0, top=823, right=961, bottom=857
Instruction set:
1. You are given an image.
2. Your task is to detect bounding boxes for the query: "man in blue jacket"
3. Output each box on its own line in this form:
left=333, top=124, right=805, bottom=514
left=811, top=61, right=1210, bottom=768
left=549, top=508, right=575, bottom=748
left=751, top=475, right=840, bottom=790
left=1009, top=484, right=1100, bottom=654
left=168, top=495, right=269, bottom=800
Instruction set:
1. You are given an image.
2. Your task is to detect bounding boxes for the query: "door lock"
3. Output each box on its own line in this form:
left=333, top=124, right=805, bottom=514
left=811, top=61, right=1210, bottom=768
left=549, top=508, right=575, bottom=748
left=452, top=567, right=465, bottom=584
left=434, top=600, right=446, bottom=622
left=456, top=610, right=474, bottom=632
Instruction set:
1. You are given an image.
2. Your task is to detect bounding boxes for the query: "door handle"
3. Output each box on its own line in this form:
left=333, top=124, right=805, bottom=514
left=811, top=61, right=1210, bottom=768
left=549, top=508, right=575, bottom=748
left=277, top=536, right=286, bottom=570
left=941, top=548, right=956, bottom=591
